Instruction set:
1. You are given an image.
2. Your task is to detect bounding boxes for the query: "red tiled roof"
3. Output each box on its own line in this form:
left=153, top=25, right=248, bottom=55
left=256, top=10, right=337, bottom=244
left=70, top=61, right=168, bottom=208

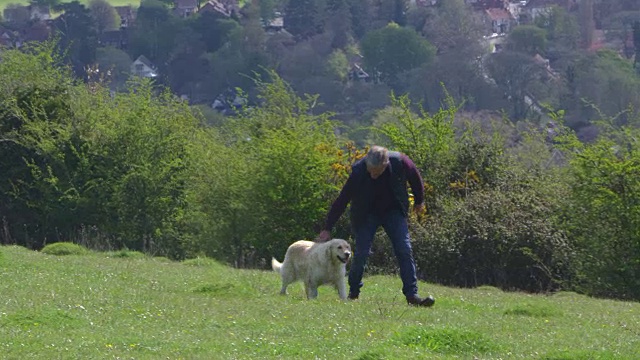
left=485, top=8, right=513, bottom=21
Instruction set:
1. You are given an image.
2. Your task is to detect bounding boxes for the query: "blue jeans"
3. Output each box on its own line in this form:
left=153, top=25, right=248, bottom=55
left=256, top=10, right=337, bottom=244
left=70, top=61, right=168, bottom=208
left=348, top=209, right=418, bottom=298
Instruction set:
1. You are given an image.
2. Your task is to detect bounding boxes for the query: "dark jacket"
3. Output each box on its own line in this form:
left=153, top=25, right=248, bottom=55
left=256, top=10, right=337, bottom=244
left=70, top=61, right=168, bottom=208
left=323, top=151, right=424, bottom=230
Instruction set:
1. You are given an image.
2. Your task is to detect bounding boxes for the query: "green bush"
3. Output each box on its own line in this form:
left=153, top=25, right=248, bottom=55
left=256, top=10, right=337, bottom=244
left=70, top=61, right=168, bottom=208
left=106, top=249, right=146, bottom=259
left=561, top=126, right=640, bottom=300
left=41, top=242, right=88, bottom=256
left=412, top=184, right=571, bottom=292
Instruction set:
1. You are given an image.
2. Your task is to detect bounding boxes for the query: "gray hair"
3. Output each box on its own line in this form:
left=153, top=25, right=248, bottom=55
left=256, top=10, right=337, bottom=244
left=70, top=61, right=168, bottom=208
left=365, top=146, right=389, bottom=168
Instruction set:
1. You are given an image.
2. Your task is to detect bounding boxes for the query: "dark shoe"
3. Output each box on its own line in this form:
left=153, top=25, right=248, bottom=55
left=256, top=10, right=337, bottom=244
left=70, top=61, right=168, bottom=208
left=348, top=293, right=359, bottom=300
left=406, top=295, right=435, bottom=307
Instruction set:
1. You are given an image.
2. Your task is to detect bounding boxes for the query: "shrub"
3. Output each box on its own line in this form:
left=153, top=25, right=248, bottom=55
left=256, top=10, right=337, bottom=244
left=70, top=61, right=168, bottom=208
left=413, top=186, right=571, bottom=292
left=106, top=249, right=146, bottom=259
left=41, top=242, right=88, bottom=256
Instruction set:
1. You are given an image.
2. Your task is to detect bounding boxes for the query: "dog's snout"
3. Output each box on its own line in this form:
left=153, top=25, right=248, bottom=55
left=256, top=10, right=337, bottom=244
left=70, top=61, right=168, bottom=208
left=345, top=251, right=351, bottom=258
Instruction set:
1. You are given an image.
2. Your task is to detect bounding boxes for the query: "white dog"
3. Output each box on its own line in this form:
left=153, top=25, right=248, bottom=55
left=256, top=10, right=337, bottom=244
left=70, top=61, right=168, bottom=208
left=272, top=239, right=351, bottom=300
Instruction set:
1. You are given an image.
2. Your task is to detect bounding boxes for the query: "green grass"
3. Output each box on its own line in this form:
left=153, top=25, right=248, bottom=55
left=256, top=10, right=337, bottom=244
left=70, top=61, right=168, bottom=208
left=1, top=245, right=639, bottom=359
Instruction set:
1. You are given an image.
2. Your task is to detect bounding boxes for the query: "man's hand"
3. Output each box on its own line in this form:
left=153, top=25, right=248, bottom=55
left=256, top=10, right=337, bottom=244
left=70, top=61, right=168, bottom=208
left=316, top=230, right=331, bottom=242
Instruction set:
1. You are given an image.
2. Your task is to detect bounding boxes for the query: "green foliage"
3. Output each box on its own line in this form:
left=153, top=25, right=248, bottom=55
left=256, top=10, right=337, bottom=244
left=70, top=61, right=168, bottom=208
left=414, top=186, right=572, bottom=292
left=41, top=242, right=89, bottom=255
left=361, top=22, right=436, bottom=83
left=508, top=25, right=548, bottom=55
left=367, top=93, right=457, bottom=199
left=53, top=1, right=99, bottom=77
left=571, top=50, right=640, bottom=124
left=127, top=0, right=179, bottom=66
left=536, top=6, right=580, bottom=52
left=324, top=49, right=349, bottom=82
left=95, top=46, right=133, bottom=90
left=367, top=95, right=572, bottom=292
left=88, top=0, right=119, bottom=34
left=182, top=71, right=344, bottom=266
left=284, top=0, right=324, bottom=39
left=0, top=42, right=202, bottom=257
left=561, top=124, right=640, bottom=299
left=106, top=249, right=146, bottom=258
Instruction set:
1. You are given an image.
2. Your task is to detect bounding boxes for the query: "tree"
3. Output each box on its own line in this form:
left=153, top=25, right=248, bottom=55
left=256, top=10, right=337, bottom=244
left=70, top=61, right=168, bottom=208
left=562, top=123, right=640, bottom=299
left=348, top=0, right=375, bottom=39
left=508, top=25, right=548, bottom=55
left=579, top=0, right=595, bottom=49
left=190, top=14, right=242, bottom=53
left=570, top=50, right=640, bottom=126
left=634, top=20, right=640, bottom=69
left=53, top=1, right=98, bottom=77
left=0, top=42, right=201, bottom=256
left=199, top=71, right=343, bottom=265
left=360, top=22, right=435, bottom=84
left=420, top=0, right=484, bottom=54
left=325, top=0, right=353, bottom=48
left=95, top=46, right=132, bottom=90
left=371, top=0, right=407, bottom=28
left=284, top=0, right=325, bottom=39
left=88, top=0, right=119, bottom=35
left=128, top=0, right=180, bottom=67
left=486, top=50, right=546, bottom=120
left=325, top=49, right=349, bottom=82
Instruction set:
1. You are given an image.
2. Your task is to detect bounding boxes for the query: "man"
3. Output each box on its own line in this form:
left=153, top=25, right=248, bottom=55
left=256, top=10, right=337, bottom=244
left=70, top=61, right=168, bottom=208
left=317, top=146, right=435, bottom=307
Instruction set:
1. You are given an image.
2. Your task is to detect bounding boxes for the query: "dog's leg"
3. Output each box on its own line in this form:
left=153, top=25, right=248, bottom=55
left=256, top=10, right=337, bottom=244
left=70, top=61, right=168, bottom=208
left=336, top=277, right=347, bottom=300
left=305, top=280, right=319, bottom=299
left=280, top=276, right=289, bottom=295
left=279, top=264, right=295, bottom=295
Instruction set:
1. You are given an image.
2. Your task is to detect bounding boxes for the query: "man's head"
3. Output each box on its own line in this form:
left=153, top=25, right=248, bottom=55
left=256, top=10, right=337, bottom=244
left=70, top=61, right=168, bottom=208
left=365, top=146, right=389, bottom=179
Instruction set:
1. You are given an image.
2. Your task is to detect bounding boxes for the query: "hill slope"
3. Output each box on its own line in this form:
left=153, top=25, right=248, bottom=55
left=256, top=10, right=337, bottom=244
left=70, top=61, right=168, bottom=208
left=1, top=245, right=639, bottom=359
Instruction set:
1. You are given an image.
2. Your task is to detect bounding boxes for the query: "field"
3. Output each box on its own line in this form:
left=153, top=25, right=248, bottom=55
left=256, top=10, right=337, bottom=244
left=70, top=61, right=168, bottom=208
left=1, top=245, right=639, bottom=359
left=0, top=0, right=139, bottom=12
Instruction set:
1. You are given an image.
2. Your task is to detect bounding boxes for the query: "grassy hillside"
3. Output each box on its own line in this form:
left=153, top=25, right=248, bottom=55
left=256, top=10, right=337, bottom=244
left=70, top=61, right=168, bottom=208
left=1, top=245, right=639, bottom=359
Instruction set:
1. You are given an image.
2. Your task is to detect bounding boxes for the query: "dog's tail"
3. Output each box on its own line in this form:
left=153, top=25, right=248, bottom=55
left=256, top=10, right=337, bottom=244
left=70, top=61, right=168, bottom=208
left=271, top=257, right=283, bottom=273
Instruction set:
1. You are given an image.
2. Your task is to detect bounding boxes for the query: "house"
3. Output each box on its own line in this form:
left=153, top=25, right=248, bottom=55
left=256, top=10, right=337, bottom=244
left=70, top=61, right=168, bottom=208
left=0, top=26, right=16, bottom=48
left=21, top=21, right=52, bottom=43
left=485, top=8, right=515, bottom=34
left=199, top=0, right=231, bottom=18
left=533, top=53, right=559, bottom=80
left=99, top=29, right=128, bottom=49
left=519, top=0, right=575, bottom=24
left=131, top=55, right=158, bottom=78
left=29, top=5, right=50, bottom=21
left=3, top=6, right=31, bottom=25
left=263, top=16, right=284, bottom=34
left=173, top=0, right=198, bottom=18
left=467, top=0, right=507, bottom=10
left=349, top=63, right=370, bottom=82
left=211, top=88, right=247, bottom=115
left=412, top=0, right=438, bottom=6
left=114, top=6, right=136, bottom=28
left=3, top=4, right=50, bottom=25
